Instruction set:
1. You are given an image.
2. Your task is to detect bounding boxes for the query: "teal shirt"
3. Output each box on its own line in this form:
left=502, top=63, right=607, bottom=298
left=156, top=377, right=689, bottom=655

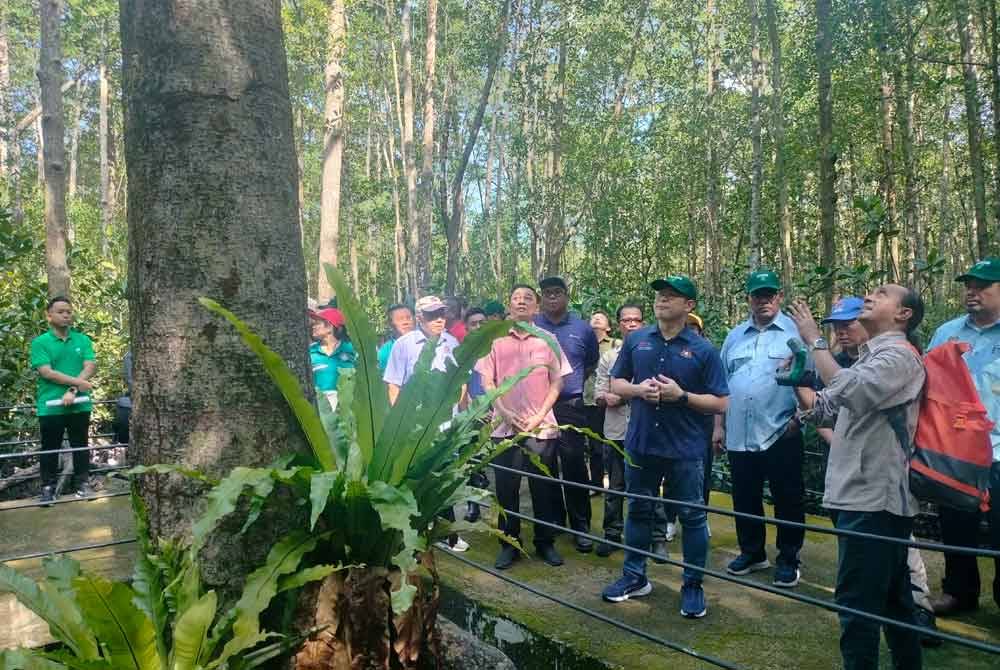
left=310, top=340, right=356, bottom=392
left=929, top=314, right=1000, bottom=462
left=377, top=339, right=395, bottom=371
left=30, top=328, right=96, bottom=416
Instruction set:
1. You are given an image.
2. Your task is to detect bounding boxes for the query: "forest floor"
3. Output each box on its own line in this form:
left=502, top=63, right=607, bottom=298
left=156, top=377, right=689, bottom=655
left=1, top=483, right=998, bottom=669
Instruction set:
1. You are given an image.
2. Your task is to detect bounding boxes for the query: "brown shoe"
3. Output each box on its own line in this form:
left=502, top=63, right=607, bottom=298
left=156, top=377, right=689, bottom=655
left=929, top=592, right=976, bottom=616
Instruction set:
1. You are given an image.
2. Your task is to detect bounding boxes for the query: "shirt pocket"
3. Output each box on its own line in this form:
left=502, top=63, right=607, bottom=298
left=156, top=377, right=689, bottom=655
left=727, top=342, right=755, bottom=376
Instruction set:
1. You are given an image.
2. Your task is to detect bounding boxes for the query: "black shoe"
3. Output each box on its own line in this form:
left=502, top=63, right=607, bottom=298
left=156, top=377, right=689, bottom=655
left=574, top=534, right=594, bottom=553
left=39, top=485, right=55, bottom=507
left=494, top=544, right=519, bottom=570
left=537, top=544, right=564, bottom=566
left=651, top=540, right=669, bottom=564
left=596, top=538, right=620, bottom=557
left=914, top=606, right=942, bottom=648
left=464, top=502, right=481, bottom=523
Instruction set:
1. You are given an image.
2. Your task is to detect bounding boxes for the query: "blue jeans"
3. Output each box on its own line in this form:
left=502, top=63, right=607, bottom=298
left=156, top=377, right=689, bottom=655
left=623, top=454, right=708, bottom=585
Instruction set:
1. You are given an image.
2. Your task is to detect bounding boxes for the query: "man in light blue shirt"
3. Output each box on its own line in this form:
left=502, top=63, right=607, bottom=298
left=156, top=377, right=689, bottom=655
left=715, top=269, right=807, bottom=587
left=926, top=257, right=1000, bottom=617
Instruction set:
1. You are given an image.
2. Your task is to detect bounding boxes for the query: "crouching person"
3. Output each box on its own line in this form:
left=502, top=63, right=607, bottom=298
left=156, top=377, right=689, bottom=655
left=798, top=284, right=925, bottom=670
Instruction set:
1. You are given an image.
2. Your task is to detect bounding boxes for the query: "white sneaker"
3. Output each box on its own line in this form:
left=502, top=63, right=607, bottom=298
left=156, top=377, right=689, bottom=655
left=435, top=537, right=470, bottom=553
left=665, top=522, right=677, bottom=542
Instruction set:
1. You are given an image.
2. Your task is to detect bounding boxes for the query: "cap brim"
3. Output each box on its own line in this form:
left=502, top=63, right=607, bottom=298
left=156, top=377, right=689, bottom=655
left=954, top=272, right=998, bottom=282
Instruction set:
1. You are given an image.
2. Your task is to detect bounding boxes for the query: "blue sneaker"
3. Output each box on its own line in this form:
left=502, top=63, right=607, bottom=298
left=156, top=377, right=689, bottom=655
left=773, top=560, right=800, bottom=588
left=602, top=575, right=652, bottom=603
left=680, top=582, right=707, bottom=618
left=726, top=554, right=770, bottom=575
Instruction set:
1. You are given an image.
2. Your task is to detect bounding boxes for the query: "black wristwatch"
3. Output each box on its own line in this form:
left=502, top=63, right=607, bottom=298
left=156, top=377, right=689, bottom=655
left=679, top=391, right=689, bottom=405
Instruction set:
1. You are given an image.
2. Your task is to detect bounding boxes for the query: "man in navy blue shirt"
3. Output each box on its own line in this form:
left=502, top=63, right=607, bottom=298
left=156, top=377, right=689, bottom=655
left=602, top=275, right=729, bottom=619
left=535, top=276, right=601, bottom=551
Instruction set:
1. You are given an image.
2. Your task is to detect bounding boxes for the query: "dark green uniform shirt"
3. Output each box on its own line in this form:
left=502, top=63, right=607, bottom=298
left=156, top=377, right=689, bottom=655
left=30, top=328, right=96, bottom=416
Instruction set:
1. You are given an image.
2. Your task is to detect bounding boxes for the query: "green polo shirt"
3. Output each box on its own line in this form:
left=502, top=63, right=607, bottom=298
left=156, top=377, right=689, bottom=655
left=30, top=328, right=96, bottom=416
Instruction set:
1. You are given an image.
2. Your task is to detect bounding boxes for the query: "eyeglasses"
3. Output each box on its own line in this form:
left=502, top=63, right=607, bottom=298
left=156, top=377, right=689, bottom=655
left=619, top=317, right=643, bottom=323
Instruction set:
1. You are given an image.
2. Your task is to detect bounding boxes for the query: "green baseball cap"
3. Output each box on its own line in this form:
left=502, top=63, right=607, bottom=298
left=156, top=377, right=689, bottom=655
left=746, top=269, right=782, bottom=294
left=956, top=257, right=1000, bottom=283
left=650, top=275, right=698, bottom=300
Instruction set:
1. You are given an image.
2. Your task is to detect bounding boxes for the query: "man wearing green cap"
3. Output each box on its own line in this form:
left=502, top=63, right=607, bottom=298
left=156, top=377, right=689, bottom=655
left=602, top=275, right=729, bottom=618
left=927, top=257, right=1000, bottom=617
left=716, top=269, right=807, bottom=588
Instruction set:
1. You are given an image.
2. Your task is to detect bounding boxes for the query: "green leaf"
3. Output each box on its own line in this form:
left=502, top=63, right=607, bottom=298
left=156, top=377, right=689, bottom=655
left=41, top=555, right=81, bottom=598
left=213, top=531, right=324, bottom=666
left=73, top=575, right=160, bottom=670
left=0, top=650, right=70, bottom=670
left=128, top=486, right=169, bottom=668
left=276, top=564, right=344, bottom=594
left=322, top=265, right=386, bottom=469
left=367, top=482, right=423, bottom=614
left=200, top=297, right=334, bottom=471
left=191, top=467, right=280, bottom=553
left=308, top=472, right=337, bottom=530
left=0, top=565, right=99, bottom=660
left=169, top=591, right=217, bottom=670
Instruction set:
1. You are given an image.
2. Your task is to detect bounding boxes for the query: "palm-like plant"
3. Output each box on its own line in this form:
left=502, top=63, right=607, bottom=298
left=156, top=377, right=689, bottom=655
left=138, top=265, right=560, bottom=669
left=0, top=489, right=330, bottom=670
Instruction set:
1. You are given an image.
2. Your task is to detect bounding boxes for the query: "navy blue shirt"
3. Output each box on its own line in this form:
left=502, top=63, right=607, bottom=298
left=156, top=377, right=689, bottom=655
left=611, top=325, right=729, bottom=460
left=534, top=312, right=599, bottom=400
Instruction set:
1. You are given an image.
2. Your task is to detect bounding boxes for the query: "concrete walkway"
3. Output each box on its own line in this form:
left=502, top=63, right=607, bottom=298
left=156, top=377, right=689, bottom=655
left=1, top=489, right=998, bottom=669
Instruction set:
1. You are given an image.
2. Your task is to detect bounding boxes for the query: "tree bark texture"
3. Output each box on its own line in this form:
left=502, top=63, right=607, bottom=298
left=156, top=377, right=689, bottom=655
left=39, top=0, right=70, bottom=298
left=705, top=0, right=722, bottom=293
left=417, top=0, right=437, bottom=296
left=120, top=0, right=311, bottom=597
left=954, top=0, right=990, bottom=258
left=816, top=0, right=836, bottom=311
left=765, top=0, right=793, bottom=286
left=874, top=0, right=898, bottom=279
left=67, top=87, right=81, bottom=199
left=400, top=1, right=420, bottom=298
left=0, top=0, right=8, bottom=184
left=747, top=0, right=763, bottom=270
left=988, top=0, right=1000, bottom=235
left=100, top=56, right=115, bottom=256
left=317, top=0, right=347, bottom=303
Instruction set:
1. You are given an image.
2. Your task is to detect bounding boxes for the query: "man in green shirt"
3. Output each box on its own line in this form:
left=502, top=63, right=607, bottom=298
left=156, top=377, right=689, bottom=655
left=29, top=296, right=97, bottom=503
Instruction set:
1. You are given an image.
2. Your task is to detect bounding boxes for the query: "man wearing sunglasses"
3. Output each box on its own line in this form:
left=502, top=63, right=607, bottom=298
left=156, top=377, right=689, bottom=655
left=383, top=294, right=460, bottom=406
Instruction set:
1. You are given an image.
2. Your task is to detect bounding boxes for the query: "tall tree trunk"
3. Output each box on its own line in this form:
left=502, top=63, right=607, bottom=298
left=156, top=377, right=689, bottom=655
left=39, top=0, right=70, bottom=298
left=875, top=0, right=898, bottom=280
left=987, top=0, right=1000, bottom=234
left=897, top=6, right=920, bottom=284
left=445, top=0, right=510, bottom=295
left=400, top=1, right=420, bottom=297
left=541, top=34, right=567, bottom=278
left=99, top=55, right=114, bottom=256
left=120, top=0, right=310, bottom=598
left=0, top=0, right=8, bottom=184
left=416, top=0, right=438, bottom=295
left=35, top=116, right=45, bottom=187
left=765, top=0, right=792, bottom=286
left=937, top=83, right=953, bottom=301
left=705, top=0, right=722, bottom=293
left=317, top=0, right=347, bottom=303
left=295, top=107, right=306, bottom=243
left=67, top=88, right=81, bottom=199
left=816, top=0, right=836, bottom=311
left=954, top=0, right=990, bottom=257
left=747, top=0, right=763, bottom=269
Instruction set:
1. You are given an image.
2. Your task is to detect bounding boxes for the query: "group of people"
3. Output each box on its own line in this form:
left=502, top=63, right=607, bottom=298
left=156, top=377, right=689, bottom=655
left=304, top=258, right=999, bottom=670
left=31, top=255, right=1000, bottom=670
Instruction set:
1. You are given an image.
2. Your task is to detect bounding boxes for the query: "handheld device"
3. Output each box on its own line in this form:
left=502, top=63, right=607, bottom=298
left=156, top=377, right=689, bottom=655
left=775, top=338, right=807, bottom=386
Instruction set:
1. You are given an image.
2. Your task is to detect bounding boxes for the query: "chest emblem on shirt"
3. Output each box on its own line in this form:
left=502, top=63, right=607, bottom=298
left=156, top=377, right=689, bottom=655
left=680, top=349, right=693, bottom=359
left=637, top=342, right=654, bottom=351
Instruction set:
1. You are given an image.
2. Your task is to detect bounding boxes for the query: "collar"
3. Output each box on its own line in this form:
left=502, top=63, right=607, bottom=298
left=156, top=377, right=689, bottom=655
left=859, top=330, right=906, bottom=355
left=742, top=312, right=790, bottom=334
left=597, top=333, right=614, bottom=344
left=964, top=314, right=1000, bottom=333
left=47, top=327, right=72, bottom=341
left=508, top=323, right=537, bottom=339
left=647, top=324, right=693, bottom=343
left=537, top=312, right=570, bottom=327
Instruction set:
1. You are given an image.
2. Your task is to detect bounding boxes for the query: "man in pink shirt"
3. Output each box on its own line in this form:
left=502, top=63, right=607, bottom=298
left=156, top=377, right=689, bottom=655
left=476, top=283, right=573, bottom=570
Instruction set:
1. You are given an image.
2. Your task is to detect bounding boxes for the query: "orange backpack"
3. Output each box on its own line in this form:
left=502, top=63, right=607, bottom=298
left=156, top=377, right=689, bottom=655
left=887, top=341, right=995, bottom=513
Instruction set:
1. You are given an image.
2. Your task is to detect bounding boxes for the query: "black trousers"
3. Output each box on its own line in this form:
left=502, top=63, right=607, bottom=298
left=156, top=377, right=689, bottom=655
left=832, top=510, right=922, bottom=670
left=583, top=404, right=606, bottom=488
left=38, top=412, right=91, bottom=487
left=939, top=462, right=1000, bottom=609
left=728, top=431, right=805, bottom=563
left=493, top=437, right=561, bottom=548
left=553, top=399, right=592, bottom=533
